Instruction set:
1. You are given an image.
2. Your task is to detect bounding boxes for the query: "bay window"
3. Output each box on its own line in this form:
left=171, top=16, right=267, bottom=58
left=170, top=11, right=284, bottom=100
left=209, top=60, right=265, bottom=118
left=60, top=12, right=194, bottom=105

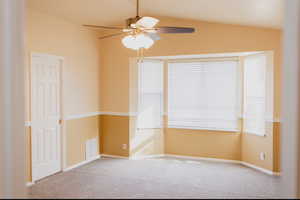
left=168, top=60, right=239, bottom=131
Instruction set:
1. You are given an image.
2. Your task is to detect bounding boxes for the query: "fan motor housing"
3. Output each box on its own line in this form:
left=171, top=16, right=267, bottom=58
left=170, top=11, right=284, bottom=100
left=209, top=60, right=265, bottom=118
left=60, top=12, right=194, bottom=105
left=126, top=16, right=141, bottom=28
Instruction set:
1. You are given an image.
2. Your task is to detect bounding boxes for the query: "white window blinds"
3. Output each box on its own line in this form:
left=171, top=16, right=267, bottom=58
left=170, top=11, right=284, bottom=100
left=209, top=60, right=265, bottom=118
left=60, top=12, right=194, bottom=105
left=137, top=60, right=163, bottom=129
left=168, top=60, right=239, bottom=131
left=243, top=54, right=267, bottom=136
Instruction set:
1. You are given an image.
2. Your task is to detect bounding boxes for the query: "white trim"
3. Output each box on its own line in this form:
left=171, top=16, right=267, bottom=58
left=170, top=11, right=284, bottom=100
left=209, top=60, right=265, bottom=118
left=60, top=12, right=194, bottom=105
left=100, top=112, right=137, bottom=117
left=166, top=115, right=281, bottom=123
left=146, top=52, right=262, bottom=60
left=100, top=153, right=280, bottom=176
left=165, top=154, right=241, bottom=164
left=167, top=125, right=240, bottom=132
left=31, top=52, right=64, bottom=61
left=165, top=112, right=281, bottom=123
left=101, top=154, right=129, bottom=159
left=25, top=109, right=145, bottom=124
left=273, top=118, right=281, bottom=123
left=25, top=121, right=31, bottom=127
left=273, top=172, right=281, bottom=176
left=63, top=112, right=102, bottom=120
left=63, top=155, right=101, bottom=172
left=241, top=115, right=281, bottom=123
left=61, top=112, right=284, bottom=122
left=241, top=162, right=280, bottom=176
left=264, top=117, right=281, bottom=123
left=130, top=154, right=165, bottom=160
left=243, top=131, right=267, bottom=137
left=26, top=182, right=35, bottom=187
left=165, top=154, right=280, bottom=176
left=63, top=111, right=138, bottom=120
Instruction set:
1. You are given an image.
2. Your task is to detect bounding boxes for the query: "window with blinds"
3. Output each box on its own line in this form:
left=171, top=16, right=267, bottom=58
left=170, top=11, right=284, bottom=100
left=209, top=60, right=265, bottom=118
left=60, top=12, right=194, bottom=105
left=243, top=54, right=267, bottom=136
left=168, top=60, right=239, bottom=131
left=137, top=60, right=164, bottom=129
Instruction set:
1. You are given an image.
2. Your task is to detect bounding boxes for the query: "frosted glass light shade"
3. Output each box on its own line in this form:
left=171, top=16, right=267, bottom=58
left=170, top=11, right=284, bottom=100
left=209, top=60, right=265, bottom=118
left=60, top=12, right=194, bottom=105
left=136, top=17, right=159, bottom=28
left=122, top=34, right=154, bottom=50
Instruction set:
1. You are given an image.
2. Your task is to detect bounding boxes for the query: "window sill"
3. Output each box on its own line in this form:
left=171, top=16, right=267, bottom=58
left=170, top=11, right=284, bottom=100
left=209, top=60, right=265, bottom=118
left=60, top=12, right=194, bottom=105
left=243, top=131, right=266, bottom=137
left=167, top=125, right=240, bottom=133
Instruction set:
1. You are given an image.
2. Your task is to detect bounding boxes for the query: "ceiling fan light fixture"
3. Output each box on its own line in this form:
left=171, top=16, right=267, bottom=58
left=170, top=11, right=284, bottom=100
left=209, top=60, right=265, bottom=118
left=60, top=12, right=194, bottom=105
left=85, top=0, right=195, bottom=52
left=130, top=23, right=137, bottom=28
left=122, top=34, right=154, bottom=50
left=138, top=34, right=154, bottom=49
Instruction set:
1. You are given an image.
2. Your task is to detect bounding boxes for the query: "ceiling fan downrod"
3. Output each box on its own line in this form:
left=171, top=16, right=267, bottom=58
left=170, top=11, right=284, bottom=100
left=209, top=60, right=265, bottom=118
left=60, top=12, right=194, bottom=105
left=136, top=0, right=140, bottom=17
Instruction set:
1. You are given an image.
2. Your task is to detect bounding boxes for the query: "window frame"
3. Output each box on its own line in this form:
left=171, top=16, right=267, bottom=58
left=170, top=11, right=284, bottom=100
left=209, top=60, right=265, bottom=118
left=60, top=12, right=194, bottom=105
left=166, top=57, right=241, bottom=132
left=242, top=52, right=274, bottom=137
left=137, top=59, right=164, bottom=129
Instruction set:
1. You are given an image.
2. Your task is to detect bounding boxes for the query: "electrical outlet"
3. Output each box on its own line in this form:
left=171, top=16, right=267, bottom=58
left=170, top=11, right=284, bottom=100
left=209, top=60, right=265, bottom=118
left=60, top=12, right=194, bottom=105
left=122, top=144, right=127, bottom=150
left=260, top=152, right=266, bottom=161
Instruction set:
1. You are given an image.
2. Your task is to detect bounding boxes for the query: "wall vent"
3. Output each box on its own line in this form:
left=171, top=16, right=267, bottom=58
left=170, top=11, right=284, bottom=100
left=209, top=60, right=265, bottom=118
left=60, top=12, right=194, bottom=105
left=85, top=137, right=99, bottom=160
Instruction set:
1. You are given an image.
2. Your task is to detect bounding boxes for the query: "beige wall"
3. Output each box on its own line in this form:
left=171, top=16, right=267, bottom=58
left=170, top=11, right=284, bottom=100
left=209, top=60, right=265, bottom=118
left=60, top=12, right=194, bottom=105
left=165, top=129, right=241, bottom=161
left=100, top=16, right=282, bottom=171
left=100, top=115, right=129, bottom=157
left=26, top=127, right=31, bottom=182
left=240, top=122, right=281, bottom=172
left=65, top=116, right=100, bottom=167
left=26, top=9, right=101, bottom=118
left=273, top=122, right=281, bottom=172
left=242, top=122, right=274, bottom=171
left=25, top=9, right=101, bottom=181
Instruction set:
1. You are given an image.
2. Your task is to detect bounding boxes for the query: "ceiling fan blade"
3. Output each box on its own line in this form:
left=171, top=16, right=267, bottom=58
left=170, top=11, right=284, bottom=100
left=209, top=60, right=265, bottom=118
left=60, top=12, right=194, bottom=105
left=99, top=32, right=125, bottom=40
left=156, top=27, right=195, bottom=34
left=136, top=17, right=160, bottom=28
left=84, top=25, right=124, bottom=30
left=146, top=33, right=160, bottom=41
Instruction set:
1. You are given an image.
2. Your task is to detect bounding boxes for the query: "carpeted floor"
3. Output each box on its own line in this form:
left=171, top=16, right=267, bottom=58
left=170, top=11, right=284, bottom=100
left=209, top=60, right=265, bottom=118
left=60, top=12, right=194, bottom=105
left=29, top=156, right=282, bottom=199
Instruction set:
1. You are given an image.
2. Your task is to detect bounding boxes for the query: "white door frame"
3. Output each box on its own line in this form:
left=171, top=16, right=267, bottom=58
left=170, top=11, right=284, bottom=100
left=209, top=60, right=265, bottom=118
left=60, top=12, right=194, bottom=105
left=30, top=52, right=65, bottom=182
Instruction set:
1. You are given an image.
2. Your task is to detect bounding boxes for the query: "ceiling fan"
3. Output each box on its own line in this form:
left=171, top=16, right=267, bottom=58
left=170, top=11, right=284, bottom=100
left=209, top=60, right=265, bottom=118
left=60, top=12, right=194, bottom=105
left=84, top=0, right=196, bottom=50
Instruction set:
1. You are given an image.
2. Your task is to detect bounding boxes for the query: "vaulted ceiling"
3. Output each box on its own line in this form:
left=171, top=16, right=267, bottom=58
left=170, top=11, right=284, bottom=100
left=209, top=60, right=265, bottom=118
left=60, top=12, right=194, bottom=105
left=28, top=0, right=283, bottom=29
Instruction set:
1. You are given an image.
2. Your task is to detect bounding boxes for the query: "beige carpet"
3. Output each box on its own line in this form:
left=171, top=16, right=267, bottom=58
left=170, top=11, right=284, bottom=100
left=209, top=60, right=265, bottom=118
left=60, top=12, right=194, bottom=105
left=29, top=156, right=282, bottom=199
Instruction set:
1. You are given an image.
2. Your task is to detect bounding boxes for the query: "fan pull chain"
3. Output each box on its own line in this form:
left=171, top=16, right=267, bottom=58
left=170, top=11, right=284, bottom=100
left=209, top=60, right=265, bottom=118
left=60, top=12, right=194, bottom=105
left=137, top=48, right=145, bottom=63
left=141, top=48, right=144, bottom=61
left=137, top=49, right=140, bottom=63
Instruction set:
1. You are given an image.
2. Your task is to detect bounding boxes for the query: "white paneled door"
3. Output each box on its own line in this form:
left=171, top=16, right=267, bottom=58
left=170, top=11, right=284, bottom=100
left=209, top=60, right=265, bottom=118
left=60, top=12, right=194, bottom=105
left=31, top=54, right=63, bottom=182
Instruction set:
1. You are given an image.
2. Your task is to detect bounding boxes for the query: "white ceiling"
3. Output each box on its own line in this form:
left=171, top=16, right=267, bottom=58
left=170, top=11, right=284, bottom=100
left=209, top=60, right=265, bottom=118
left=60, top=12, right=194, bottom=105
left=28, top=0, right=283, bottom=29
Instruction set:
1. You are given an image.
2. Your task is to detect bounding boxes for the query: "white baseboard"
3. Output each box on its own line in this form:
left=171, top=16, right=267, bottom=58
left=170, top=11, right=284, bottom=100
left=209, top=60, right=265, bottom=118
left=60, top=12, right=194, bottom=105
left=165, top=154, right=280, bottom=176
left=101, top=153, right=280, bottom=177
left=241, top=162, right=280, bottom=176
left=26, top=182, right=35, bottom=187
left=101, top=154, right=129, bottom=159
left=273, top=172, right=281, bottom=176
left=63, top=155, right=101, bottom=172
left=130, top=154, right=165, bottom=160
left=101, top=154, right=164, bottom=160
left=165, top=154, right=241, bottom=164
